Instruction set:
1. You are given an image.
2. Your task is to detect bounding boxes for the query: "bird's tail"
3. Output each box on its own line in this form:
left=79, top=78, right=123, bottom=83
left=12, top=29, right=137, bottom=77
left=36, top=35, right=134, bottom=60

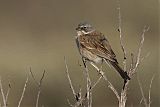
left=108, top=61, right=130, bottom=81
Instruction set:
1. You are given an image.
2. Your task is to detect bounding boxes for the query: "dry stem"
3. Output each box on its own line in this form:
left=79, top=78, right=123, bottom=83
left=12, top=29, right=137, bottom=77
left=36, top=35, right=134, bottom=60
left=82, top=58, right=92, bottom=107
left=36, top=70, right=46, bottom=107
left=138, top=74, right=155, bottom=107
left=18, top=75, right=29, bottom=107
left=64, top=57, right=77, bottom=100
left=5, top=82, right=11, bottom=106
left=90, top=62, right=120, bottom=100
left=148, top=74, right=155, bottom=107
left=117, top=0, right=127, bottom=71
left=29, top=68, right=46, bottom=107
left=0, top=77, right=7, bottom=107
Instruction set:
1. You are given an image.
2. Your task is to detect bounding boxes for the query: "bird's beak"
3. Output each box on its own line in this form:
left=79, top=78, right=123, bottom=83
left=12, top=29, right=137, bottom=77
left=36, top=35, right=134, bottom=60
left=76, top=27, right=80, bottom=31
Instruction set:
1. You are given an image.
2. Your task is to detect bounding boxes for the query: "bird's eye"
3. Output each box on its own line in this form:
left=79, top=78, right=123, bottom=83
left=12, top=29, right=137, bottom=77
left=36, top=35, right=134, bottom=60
left=83, top=26, right=87, bottom=29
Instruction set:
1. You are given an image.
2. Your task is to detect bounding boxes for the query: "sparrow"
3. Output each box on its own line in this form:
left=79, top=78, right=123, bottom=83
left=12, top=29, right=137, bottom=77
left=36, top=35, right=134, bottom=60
left=75, top=22, right=130, bottom=81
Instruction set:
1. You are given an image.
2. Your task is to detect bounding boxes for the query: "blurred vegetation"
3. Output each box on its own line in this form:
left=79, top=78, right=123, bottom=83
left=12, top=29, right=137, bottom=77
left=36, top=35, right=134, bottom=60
left=0, top=0, right=159, bottom=107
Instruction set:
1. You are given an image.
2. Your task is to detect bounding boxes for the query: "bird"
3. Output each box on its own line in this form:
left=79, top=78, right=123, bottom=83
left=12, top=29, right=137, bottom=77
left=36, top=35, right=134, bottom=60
left=75, top=22, right=130, bottom=82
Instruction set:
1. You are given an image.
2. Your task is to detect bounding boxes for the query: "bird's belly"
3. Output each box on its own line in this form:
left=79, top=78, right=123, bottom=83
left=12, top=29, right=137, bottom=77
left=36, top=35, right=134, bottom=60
left=92, top=57, right=102, bottom=63
left=80, top=48, right=102, bottom=63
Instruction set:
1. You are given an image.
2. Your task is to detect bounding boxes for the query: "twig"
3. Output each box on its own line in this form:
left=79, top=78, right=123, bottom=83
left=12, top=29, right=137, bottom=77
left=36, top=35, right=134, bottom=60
left=36, top=70, right=46, bottom=107
left=140, top=52, right=150, bottom=64
left=82, top=58, right=92, bottom=107
left=130, top=53, right=134, bottom=71
left=90, top=62, right=120, bottom=100
left=64, top=57, right=77, bottom=99
left=29, top=67, right=39, bottom=86
left=18, top=75, right=29, bottom=107
left=73, top=97, right=86, bottom=107
left=138, top=74, right=155, bottom=107
left=117, top=0, right=127, bottom=71
left=116, top=1, right=150, bottom=107
left=65, top=57, right=89, bottom=107
left=137, top=76, right=148, bottom=107
left=148, top=74, right=155, bottom=107
left=91, top=76, right=102, bottom=91
left=0, top=77, right=7, bottom=107
left=119, top=26, right=149, bottom=107
left=117, top=4, right=129, bottom=106
left=29, top=68, right=46, bottom=107
left=5, top=82, right=11, bottom=106
left=67, top=99, right=73, bottom=107
left=134, top=26, right=150, bottom=72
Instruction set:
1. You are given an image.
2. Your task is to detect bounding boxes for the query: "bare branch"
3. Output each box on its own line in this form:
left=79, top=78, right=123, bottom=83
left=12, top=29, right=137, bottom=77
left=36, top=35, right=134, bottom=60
left=148, top=74, right=155, bottom=107
left=36, top=87, right=41, bottom=107
left=82, top=58, right=92, bottom=107
left=129, top=53, right=134, bottom=72
left=90, top=62, right=120, bottom=100
left=67, top=99, right=73, bottom=107
left=134, top=26, right=150, bottom=72
left=64, top=57, right=77, bottom=99
left=0, top=77, right=7, bottom=107
left=138, top=74, right=155, bottom=107
left=73, top=97, right=86, bottom=107
left=120, top=26, right=149, bottom=107
left=137, top=76, right=148, bottom=107
left=116, top=1, right=150, bottom=107
left=91, top=76, right=102, bottom=91
left=140, top=52, right=150, bottom=63
left=29, top=68, right=46, bottom=107
left=18, top=75, right=29, bottom=107
left=117, top=0, right=127, bottom=71
left=36, top=70, right=46, bottom=107
left=29, top=67, right=39, bottom=86
left=5, top=82, right=11, bottom=106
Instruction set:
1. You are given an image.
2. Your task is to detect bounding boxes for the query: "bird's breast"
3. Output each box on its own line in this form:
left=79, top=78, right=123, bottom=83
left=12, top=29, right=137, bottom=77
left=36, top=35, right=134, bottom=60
left=80, top=48, right=103, bottom=63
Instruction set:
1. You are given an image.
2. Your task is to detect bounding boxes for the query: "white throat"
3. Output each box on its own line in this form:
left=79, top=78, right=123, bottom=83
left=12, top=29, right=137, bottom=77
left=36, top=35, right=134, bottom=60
left=76, top=30, right=94, bottom=37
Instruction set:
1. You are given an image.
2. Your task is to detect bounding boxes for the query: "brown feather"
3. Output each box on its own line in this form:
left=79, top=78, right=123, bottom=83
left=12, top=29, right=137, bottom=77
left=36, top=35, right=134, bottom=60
left=78, top=30, right=116, bottom=62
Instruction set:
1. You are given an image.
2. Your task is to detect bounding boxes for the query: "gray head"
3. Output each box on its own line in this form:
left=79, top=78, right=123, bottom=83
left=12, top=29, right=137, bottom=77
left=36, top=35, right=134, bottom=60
left=76, top=22, right=95, bottom=34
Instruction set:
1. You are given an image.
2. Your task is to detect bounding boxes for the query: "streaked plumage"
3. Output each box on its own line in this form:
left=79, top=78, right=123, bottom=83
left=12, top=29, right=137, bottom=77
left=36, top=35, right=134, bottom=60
left=75, top=22, right=130, bottom=81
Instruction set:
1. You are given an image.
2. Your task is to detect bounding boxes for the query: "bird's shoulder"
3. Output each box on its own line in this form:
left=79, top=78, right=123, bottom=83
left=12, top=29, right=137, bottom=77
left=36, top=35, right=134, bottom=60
left=78, top=30, right=104, bottom=42
left=89, top=30, right=116, bottom=58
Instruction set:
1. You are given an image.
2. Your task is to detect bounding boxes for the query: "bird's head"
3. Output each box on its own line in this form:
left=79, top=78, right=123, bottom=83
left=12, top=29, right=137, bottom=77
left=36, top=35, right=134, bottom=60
left=76, top=22, right=95, bottom=35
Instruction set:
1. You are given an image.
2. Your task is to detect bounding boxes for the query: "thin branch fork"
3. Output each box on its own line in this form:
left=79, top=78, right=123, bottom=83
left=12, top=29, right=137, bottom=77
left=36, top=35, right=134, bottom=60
left=5, top=82, right=11, bottom=106
left=148, top=74, right=155, bottom=107
left=117, top=3, right=128, bottom=106
left=117, top=0, right=127, bottom=72
left=64, top=57, right=85, bottom=107
left=64, top=57, right=93, bottom=107
left=64, top=57, right=77, bottom=100
left=116, top=1, right=150, bottom=107
left=138, top=74, right=155, bottom=107
left=36, top=70, right=46, bottom=107
left=118, top=26, right=150, bottom=107
left=0, top=77, right=7, bottom=107
left=90, top=62, right=120, bottom=101
left=82, top=58, right=92, bottom=107
left=29, top=68, right=46, bottom=107
left=18, top=75, right=29, bottom=107
left=65, top=58, right=104, bottom=107
left=133, top=26, right=150, bottom=72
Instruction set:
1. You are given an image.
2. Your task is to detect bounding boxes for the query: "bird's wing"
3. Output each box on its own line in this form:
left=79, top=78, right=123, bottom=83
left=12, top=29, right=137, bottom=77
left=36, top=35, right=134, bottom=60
left=79, top=31, right=117, bottom=62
